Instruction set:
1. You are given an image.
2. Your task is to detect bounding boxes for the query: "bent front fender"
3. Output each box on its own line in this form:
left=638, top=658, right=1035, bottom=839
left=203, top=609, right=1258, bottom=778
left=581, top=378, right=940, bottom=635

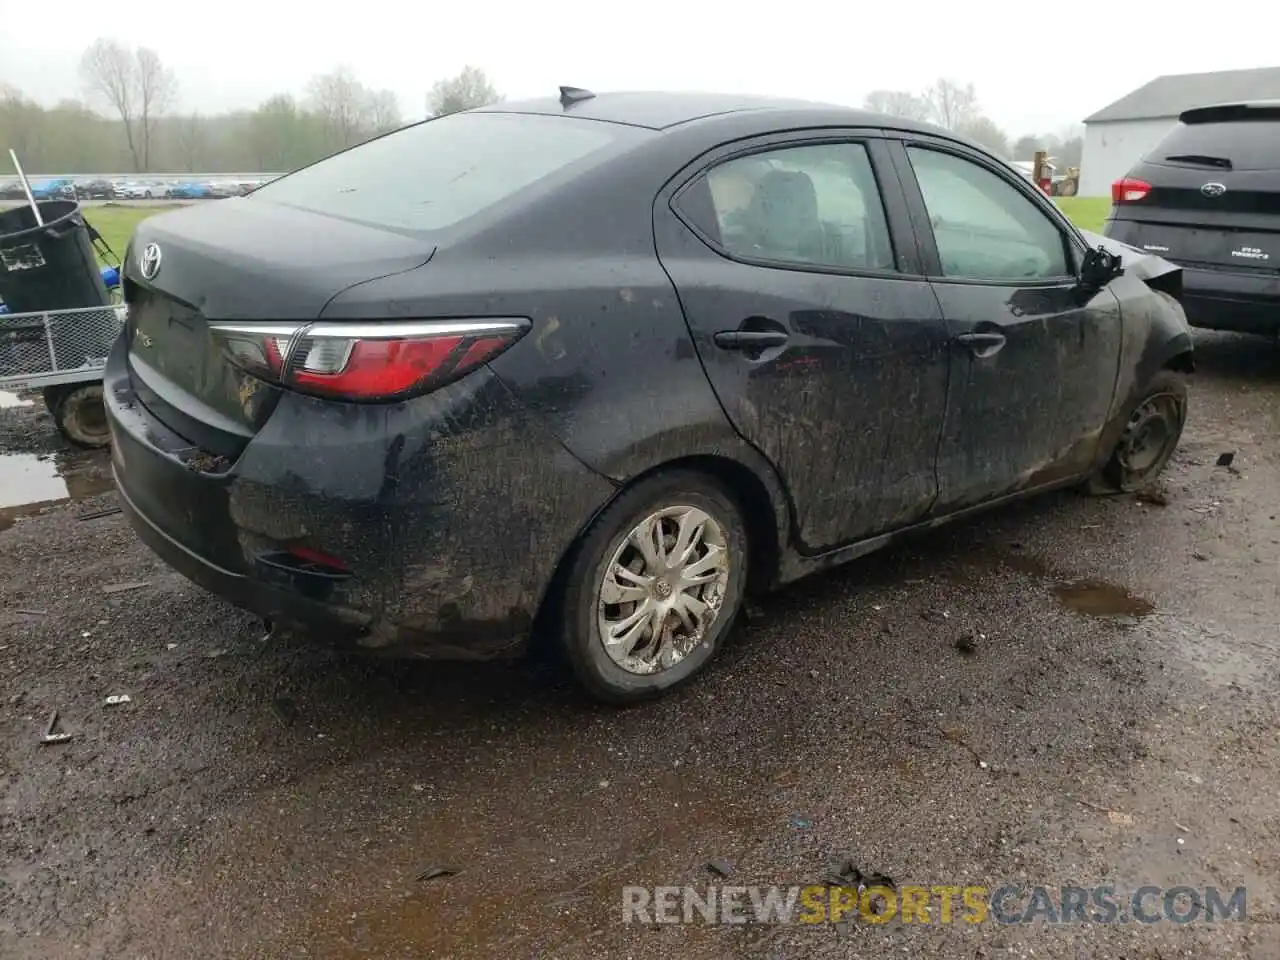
left=1080, top=228, right=1184, bottom=301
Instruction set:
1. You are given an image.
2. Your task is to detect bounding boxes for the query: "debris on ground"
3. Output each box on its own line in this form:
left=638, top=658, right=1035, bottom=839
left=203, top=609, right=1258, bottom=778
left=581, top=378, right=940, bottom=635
left=955, top=631, right=982, bottom=655
left=706, top=858, right=734, bottom=879
left=202, top=648, right=229, bottom=660
left=39, top=709, right=74, bottom=746
left=104, top=694, right=132, bottom=706
left=414, top=866, right=458, bottom=882
left=77, top=507, right=122, bottom=521
left=1216, top=452, right=1235, bottom=468
left=825, top=856, right=895, bottom=891
left=1076, top=797, right=1135, bottom=827
left=789, top=815, right=812, bottom=829
left=939, top=725, right=987, bottom=767
left=15, top=608, right=47, bottom=616
left=102, top=581, right=150, bottom=595
left=1136, top=486, right=1169, bottom=507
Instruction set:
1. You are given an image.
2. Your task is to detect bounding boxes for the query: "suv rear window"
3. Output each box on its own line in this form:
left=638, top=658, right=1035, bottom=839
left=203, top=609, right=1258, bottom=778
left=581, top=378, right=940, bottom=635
left=248, top=112, right=645, bottom=232
left=1152, top=120, right=1280, bottom=172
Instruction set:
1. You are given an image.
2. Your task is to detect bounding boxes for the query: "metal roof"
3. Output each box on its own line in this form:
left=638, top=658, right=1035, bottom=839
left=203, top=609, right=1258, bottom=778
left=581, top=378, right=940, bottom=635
left=1084, top=66, right=1280, bottom=124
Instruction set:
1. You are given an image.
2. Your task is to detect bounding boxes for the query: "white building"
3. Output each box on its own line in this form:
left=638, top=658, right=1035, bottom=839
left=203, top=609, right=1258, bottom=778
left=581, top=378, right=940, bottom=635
left=1079, top=66, right=1280, bottom=197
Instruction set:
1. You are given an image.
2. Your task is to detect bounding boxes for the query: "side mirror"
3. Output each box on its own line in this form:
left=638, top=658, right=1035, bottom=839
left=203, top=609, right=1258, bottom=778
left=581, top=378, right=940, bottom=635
left=1080, top=245, right=1123, bottom=290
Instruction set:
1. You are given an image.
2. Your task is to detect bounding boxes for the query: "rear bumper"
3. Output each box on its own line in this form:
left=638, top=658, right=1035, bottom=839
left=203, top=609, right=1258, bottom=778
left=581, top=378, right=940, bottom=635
left=1179, top=266, right=1280, bottom=334
left=104, top=337, right=616, bottom=659
left=113, top=472, right=370, bottom=639
left=1103, top=220, right=1279, bottom=334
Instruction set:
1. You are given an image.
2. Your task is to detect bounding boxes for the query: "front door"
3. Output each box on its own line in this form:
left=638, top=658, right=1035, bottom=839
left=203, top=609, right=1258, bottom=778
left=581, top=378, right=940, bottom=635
left=654, top=134, right=950, bottom=552
left=889, top=139, right=1123, bottom=512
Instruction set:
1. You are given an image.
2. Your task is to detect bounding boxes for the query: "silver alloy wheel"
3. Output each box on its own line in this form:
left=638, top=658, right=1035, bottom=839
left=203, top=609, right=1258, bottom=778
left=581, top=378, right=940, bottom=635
left=596, top=505, right=732, bottom=675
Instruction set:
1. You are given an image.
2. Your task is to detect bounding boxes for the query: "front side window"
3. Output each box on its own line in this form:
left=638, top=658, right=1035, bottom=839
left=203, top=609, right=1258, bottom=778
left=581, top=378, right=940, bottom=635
left=695, top=142, right=896, bottom=272
left=906, top=146, right=1070, bottom=281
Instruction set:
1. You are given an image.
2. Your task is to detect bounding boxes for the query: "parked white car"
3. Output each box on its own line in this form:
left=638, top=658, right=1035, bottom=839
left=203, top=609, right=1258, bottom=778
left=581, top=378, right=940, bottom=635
left=119, top=180, right=171, bottom=199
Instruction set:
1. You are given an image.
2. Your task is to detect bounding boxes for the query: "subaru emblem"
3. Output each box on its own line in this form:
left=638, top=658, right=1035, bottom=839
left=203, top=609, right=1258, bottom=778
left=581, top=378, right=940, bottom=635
left=140, top=242, right=162, bottom=280
left=1200, top=182, right=1227, bottom=198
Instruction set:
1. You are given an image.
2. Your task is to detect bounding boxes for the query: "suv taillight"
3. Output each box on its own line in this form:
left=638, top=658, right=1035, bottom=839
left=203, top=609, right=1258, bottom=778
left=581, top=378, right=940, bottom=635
left=1111, top=178, right=1152, bottom=204
left=209, top=318, right=530, bottom=402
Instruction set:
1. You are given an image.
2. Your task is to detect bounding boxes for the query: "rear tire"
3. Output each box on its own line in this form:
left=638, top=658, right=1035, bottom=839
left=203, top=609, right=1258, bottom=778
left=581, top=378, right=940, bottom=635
left=51, top=384, right=111, bottom=448
left=1086, top=370, right=1187, bottom=495
left=555, top=470, right=748, bottom=705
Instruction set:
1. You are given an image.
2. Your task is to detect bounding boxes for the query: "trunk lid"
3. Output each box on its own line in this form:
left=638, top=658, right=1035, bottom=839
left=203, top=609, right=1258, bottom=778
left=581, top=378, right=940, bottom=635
left=123, top=200, right=434, bottom=457
left=1108, top=109, right=1280, bottom=273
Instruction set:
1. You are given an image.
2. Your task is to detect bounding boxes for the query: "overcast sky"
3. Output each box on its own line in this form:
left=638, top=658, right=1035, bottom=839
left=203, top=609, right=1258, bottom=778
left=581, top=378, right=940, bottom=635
left=3, top=1, right=1276, bottom=136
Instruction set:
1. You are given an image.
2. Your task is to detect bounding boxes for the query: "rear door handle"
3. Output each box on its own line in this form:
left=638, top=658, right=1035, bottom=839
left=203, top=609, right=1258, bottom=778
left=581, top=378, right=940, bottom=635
left=953, top=331, right=1007, bottom=358
left=713, top=330, right=789, bottom=351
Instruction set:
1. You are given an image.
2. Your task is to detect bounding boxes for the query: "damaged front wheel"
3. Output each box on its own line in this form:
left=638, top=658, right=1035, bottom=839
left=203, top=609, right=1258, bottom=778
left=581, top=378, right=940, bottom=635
left=1087, top=369, right=1188, bottom=494
left=555, top=470, right=748, bottom=704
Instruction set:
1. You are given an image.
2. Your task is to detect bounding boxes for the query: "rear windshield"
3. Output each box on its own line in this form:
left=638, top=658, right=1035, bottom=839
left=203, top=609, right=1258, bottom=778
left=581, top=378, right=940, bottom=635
left=1154, top=120, right=1280, bottom=172
left=248, top=111, right=645, bottom=232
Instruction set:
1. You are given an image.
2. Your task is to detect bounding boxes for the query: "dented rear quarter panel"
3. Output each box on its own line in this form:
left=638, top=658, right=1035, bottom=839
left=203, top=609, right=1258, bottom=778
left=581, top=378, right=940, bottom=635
left=321, top=121, right=798, bottom=590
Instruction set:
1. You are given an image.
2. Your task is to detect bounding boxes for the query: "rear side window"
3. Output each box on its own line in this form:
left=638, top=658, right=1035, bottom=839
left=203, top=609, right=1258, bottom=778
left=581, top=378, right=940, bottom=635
left=1154, top=121, right=1280, bottom=171
left=687, top=142, right=895, bottom=272
left=248, top=112, right=644, bottom=232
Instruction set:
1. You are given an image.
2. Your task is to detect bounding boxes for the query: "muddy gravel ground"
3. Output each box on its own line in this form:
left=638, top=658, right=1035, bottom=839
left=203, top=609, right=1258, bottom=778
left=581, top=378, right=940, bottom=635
left=2, top=334, right=1278, bottom=959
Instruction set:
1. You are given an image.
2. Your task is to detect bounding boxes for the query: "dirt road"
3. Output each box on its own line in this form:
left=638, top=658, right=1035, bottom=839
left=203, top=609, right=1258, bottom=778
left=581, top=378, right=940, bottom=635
left=1, top=334, right=1277, bottom=959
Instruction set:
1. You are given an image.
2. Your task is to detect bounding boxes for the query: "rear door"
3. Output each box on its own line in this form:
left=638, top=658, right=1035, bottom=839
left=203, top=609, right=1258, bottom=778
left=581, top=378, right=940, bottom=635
left=1107, top=107, right=1280, bottom=272
left=653, top=132, right=950, bottom=553
left=888, top=137, right=1122, bottom=511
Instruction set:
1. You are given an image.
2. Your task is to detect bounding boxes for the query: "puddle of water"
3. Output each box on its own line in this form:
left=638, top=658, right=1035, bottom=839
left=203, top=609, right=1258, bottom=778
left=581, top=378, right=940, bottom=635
left=0, top=390, right=33, bottom=409
left=0, top=450, right=113, bottom=531
left=1054, top=579, right=1155, bottom=618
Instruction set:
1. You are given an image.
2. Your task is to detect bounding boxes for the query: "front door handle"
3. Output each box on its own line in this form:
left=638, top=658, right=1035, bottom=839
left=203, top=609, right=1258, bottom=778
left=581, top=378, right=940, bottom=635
left=953, top=331, right=1007, bottom=358
left=713, top=330, right=790, bottom=351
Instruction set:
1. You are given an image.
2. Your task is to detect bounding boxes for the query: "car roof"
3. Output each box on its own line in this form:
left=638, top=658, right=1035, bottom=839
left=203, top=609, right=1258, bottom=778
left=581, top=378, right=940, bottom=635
left=473, top=89, right=945, bottom=135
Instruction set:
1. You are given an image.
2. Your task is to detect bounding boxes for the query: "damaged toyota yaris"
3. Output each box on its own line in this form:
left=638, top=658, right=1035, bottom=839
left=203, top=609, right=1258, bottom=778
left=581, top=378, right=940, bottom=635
left=105, top=89, right=1193, bottom=704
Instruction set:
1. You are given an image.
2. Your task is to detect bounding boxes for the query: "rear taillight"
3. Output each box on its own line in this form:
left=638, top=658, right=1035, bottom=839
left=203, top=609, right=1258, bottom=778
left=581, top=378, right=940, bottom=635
left=209, top=318, right=529, bottom=402
left=1111, top=178, right=1152, bottom=204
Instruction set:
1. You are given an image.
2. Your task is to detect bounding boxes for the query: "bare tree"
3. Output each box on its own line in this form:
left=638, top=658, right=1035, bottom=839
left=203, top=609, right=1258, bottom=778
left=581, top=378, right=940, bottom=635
left=427, top=66, right=500, bottom=118
left=173, top=113, right=205, bottom=172
left=1012, top=134, right=1042, bottom=161
left=80, top=39, right=139, bottom=169
left=307, top=67, right=372, bottom=148
left=249, top=94, right=309, bottom=170
left=863, top=89, right=934, bottom=123
left=79, top=39, right=176, bottom=171
left=136, top=47, right=177, bottom=170
left=0, top=85, right=44, bottom=163
left=366, top=89, right=402, bottom=134
left=924, top=79, right=979, bottom=130
left=956, top=116, right=1010, bottom=157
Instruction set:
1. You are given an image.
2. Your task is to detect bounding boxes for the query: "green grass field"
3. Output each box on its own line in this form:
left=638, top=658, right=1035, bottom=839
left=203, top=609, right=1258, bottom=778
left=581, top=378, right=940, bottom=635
left=1054, top=197, right=1110, bottom=234
left=84, top=205, right=182, bottom=264
left=82, top=197, right=1115, bottom=267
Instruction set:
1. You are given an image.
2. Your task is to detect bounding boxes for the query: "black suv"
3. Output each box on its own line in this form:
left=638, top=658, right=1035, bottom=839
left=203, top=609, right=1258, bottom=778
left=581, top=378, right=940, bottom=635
left=1105, top=101, right=1279, bottom=336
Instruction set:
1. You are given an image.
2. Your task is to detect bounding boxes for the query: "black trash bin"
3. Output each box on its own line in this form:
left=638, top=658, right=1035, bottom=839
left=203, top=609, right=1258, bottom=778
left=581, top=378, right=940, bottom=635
left=0, top=199, right=109, bottom=315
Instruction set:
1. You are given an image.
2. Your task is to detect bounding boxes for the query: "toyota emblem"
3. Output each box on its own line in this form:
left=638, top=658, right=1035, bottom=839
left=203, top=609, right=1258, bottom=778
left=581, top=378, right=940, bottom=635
left=1200, top=182, right=1227, bottom=198
left=140, top=242, right=162, bottom=280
